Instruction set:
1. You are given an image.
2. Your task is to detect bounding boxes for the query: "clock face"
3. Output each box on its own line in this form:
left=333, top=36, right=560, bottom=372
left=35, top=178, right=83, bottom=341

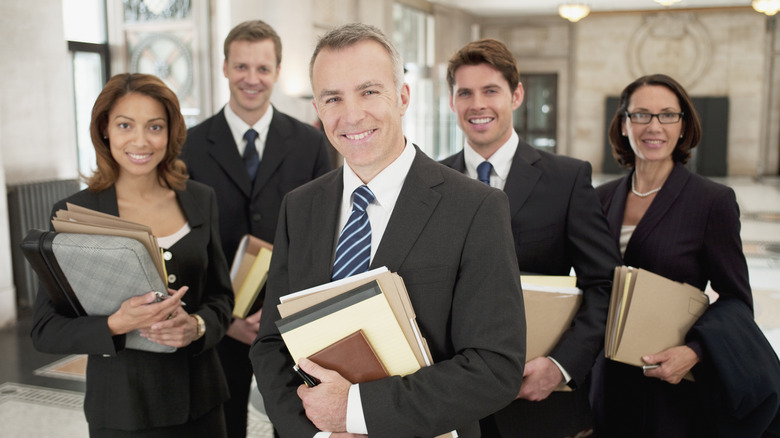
left=130, top=33, right=193, bottom=98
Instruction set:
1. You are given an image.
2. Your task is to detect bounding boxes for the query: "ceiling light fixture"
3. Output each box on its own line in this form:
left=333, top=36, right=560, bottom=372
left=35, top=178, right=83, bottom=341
left=558, top=4, right=590, bottom=22
left=753, top=0, right=780, bottom=15
left=653, top=0, right=682, bottom=6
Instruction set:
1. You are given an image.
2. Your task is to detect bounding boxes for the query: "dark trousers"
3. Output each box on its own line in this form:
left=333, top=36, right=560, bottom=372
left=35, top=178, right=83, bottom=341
left=217, top=336, right=254, bottom=438
left=89, top=404, right=226, bottom=438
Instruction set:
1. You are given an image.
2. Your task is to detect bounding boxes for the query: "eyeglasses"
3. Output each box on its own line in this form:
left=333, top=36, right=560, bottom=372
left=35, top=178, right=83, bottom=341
left=625, top=112, right=684, bottom=124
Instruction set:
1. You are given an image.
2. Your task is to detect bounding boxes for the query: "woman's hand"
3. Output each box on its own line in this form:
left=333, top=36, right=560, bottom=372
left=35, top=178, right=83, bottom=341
left=642, top=345, right=699, bottom=384
left=107, top=286, right=188, bottom=336
left=136, top=286, right=200, bottom=347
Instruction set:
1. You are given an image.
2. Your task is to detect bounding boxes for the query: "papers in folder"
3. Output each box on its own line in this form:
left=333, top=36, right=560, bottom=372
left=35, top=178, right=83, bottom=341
left=51, top=203, right=166, bottom=285
left=521, top=275, right=581, bottom=392
left=605, top=266, right=709, bottom=371
left=229, top=235, right=273, bottom=318
left=276, top=267, right=431, bottom=376
left=276, top=268, right=454, bottom=438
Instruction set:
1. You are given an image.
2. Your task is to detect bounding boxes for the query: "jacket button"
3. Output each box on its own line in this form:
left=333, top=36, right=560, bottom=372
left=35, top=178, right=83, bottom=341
left=167, top=274, right=177, bottom=284
left=163, top=251, right=173, bottom=261
left=252, top=213, right=262, bottom=222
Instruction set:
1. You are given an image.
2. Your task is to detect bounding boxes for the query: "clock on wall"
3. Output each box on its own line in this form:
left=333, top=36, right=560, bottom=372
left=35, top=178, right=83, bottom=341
left=129, top=33, right=194, bottom=99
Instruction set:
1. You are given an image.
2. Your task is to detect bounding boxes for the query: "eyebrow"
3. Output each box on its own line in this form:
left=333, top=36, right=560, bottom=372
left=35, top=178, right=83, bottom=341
left=318, top=81, right=386, bottom=100
left=111, top=115, right=166, bottom=123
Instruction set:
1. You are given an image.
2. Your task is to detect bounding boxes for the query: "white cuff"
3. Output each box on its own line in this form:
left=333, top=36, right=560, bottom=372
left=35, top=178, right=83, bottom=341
left=547, top=356, right=572, bottom=384
left=346, top=383, right=368, bottom=434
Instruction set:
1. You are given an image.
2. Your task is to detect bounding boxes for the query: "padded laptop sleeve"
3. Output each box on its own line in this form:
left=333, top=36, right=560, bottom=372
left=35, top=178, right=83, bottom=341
left=21, top=229, right=175, bottom=353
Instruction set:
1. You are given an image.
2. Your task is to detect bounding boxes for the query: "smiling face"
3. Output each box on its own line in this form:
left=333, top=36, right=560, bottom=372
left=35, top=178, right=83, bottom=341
left=623, top=85, right=684, bottom=166
left=223, top=38, right=280, bottom=125
left=450, top=63, right=523, bottom=158
left=106, top=92, right=168, bottom=180
left=311, top=40, right=409, bottom=182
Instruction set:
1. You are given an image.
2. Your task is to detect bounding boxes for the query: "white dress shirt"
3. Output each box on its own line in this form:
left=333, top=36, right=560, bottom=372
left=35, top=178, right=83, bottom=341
left=223, top=103, right=274, bottom=160
left=314, top=140, right=416, bottom=437
left=462, top=130, right=519, bottom=190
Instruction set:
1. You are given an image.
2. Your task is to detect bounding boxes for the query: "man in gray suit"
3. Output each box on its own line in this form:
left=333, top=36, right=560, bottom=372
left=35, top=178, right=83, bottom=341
left=181, top=20, right=331, bottom=438
left=440, top=38, right=622, bottom=437
left=250, top=23, right=526, bottom=438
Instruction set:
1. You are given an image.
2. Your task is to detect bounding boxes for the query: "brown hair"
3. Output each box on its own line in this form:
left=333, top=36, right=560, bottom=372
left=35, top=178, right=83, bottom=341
left=224, top=20, right=282, bottom=66
left=608, top=74, right=702, bottom=168
left=447, top=38, right=520, bottom=93
left=309, top=23, right=404, bottom=93
left=87, top=73, right=188, bottom=191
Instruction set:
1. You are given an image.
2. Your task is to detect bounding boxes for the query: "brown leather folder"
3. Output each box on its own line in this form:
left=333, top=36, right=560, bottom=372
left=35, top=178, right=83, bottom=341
left=308, top=330, right=389, bottom=384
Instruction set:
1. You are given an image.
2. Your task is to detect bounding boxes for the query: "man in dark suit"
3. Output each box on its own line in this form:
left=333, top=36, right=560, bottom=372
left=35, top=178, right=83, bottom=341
left=181, top=20, right=332, bottom=438
left=250, top=23, right=526, bottom=438
left=440, top=38, right=622, bottom=437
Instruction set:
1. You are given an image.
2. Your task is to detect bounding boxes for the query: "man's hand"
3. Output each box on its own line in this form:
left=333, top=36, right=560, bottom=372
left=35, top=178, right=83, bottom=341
left=642, top=345, right=699, bottom=384
left=226, top=308, right=262, bottom=345
left=516, top=357, right=564, bottom=401
left=296, top=357, right=351, bottom=432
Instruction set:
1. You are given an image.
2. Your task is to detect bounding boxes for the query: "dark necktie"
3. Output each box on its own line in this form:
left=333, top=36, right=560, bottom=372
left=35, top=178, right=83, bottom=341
left=477, top=161, right=493, bottom=186
left=332, top=185, right=375, bottom=281
left=243, top=128, right=260, bottom=181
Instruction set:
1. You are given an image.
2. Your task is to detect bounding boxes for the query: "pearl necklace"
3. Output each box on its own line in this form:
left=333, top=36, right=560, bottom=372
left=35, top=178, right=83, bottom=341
left=631, top=173, right=662, bottom=198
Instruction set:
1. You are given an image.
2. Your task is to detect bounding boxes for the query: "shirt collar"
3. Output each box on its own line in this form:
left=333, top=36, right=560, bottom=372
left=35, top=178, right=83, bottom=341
left=223, top=103, right=274, bottom=155
left=463, top=130, right=518, bottom=184
left=342, top=139, right=415, bottom=215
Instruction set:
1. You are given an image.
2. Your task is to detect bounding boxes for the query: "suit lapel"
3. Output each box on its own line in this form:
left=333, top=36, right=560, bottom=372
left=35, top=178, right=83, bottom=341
left=206, top=110, right=253, bottom=197
left=174, top=183, right=206, bottom=229
left=371, top=148, right=442, bottom=272
left=625, top=163, right=690, bottom=259
left=96, top=186, right=120, bottom=216
left=310, top=169, right=344, bottom=281
left=253, top=110, right=292, bottom=197
left=604, top=175, right=630, bottom=244
left=503, top=140, right=542, bottom=218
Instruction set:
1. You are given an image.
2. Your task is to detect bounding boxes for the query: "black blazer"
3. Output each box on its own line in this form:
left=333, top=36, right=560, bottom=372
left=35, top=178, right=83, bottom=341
left=30, top=180, right=234, bottom=430
left=181, top=107, right=332, bottom=264
left=251, top=147, right=526, bottom=438
left=594, top=162, right=756, bottom=435
left=441, top=140, right=622, bottom=436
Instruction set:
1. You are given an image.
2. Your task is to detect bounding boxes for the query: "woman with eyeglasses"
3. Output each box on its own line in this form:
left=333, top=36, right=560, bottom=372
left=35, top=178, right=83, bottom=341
left=592, top=74, right=780, bottom=437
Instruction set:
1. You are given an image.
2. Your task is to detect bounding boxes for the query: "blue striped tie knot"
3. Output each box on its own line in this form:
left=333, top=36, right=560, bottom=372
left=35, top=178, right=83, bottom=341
left=332, top=185, right=375, bottom=280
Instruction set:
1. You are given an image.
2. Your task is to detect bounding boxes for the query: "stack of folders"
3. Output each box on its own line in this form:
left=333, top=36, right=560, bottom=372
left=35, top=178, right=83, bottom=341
left=230, top=235, right=273, bottom=319
left=51, top=203, right=166, bottom=283
left=605, top=266, right=709, bottom=380
left=276, top=268, right=457, bottom=438
left=20, top=204, right=174, bottom=352
left=521, top=275, right=582, bottom=392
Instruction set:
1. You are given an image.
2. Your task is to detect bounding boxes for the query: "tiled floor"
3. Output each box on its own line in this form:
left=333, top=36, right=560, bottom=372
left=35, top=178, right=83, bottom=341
left=1, top=175, right=778, bottom=437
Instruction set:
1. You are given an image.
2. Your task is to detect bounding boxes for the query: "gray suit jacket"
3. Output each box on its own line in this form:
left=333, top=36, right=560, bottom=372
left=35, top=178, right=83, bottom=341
left=441, top=140, right=621, bottom=436
left=251, top=147, right=526, bottom=438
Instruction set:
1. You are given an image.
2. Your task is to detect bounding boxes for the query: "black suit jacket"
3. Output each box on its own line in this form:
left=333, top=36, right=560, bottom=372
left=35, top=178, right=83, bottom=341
left=30, top=180, right=233, bottom=430
left=441, top=140, right=622, bottom=436
left=250, top=147, right=526, bottom=438
left=594, top=162, right=756, bottom=436
left=181, top=107, right=332, bottom=263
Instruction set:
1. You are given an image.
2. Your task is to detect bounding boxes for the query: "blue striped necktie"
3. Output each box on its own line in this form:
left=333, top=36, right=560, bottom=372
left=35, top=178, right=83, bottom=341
left=332, top=185, right=375, bottom=281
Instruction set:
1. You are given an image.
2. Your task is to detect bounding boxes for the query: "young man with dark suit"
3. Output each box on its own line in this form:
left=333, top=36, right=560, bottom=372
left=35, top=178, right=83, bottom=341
left=440, top=38, right=623, bottom=437
left=180, top=20, right=332, bottom=438
left=250, top=23, right=526, bottom=438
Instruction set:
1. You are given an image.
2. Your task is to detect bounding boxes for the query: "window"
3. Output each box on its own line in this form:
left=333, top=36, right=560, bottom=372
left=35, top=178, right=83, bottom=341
left=514, top=73, right=558, bottom=153
left=63, top=0, right=109, bottom=179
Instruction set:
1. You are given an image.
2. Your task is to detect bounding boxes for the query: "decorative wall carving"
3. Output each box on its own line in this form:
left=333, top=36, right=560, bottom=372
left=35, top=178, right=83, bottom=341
left=627, top=13, right=712, bottom=87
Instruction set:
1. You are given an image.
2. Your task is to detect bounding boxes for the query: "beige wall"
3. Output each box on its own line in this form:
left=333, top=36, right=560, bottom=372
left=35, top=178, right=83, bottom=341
left=482, top=8, right=771, bottom=175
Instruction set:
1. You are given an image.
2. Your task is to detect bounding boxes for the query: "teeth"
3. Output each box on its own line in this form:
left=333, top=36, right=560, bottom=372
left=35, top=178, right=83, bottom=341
left=470, top=117, right=493, bottom=125
left=128, top=153, right=150, bottom=160
left=243, top=89, right=259, bottom=94
left=345, top=130, right=374, bottom=140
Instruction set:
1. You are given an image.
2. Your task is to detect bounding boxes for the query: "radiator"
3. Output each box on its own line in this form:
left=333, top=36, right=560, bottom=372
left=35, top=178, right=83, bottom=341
left=7, top=179, right=80, bottom=307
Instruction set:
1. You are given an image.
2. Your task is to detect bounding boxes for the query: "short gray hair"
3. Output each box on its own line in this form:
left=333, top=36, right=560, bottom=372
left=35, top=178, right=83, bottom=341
left=309, top=23, right=404, bottom=92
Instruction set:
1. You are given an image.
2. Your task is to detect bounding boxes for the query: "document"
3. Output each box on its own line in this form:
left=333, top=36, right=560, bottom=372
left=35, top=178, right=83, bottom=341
left=521, top=275, right=581, bottom=392
left=605, top=266, right=709, bottom=375
left=230, top=235, right=273, bottom=318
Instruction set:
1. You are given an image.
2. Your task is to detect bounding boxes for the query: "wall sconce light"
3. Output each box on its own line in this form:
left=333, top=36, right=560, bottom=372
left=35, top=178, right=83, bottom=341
left=558, top=4, right=590, bottom=22
left=753, top=0, right=780, bottom=16
left=653, top=0, right=682, bottom=6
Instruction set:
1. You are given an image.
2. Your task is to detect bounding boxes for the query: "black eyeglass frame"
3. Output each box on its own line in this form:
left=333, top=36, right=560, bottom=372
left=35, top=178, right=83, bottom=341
left=625, top=111, right=684, bottom=124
